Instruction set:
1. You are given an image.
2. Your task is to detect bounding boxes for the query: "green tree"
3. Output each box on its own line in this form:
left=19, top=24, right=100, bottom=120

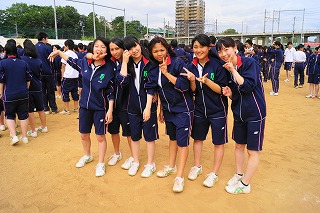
left=221, top=28, right=238, bottom=35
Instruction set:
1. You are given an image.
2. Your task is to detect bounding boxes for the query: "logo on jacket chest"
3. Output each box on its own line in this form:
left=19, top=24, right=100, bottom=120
left=210, top=73, right=215, bottom=81
left=98, top=73, right=105, bottom=83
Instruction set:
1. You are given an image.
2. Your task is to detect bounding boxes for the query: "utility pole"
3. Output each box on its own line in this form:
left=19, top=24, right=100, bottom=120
left=53, top=0, right=58, bottom=39
left=292, top=16, right=296, bottom=44
left=146, top=13, right=149, bottom=39
left=301, top=8, right=305, bottom=43
left=163, top=18, right=166, bottom=38
left=271, top=10, right=275, bottom=43
left=92, top=2, right=96, bottom=39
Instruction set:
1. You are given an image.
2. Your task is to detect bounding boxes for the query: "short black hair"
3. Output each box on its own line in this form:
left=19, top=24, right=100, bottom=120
left=170, top=39, right=178, bottom=48
left=245, top=39, right=253, bottom=46
left=37, top=32, right=48, bottom=41
left=209, top=35, right=216, bottom=45
left=64, top=39, right=75, bottom=50
left=287, top=41, right=292, bottom=45
left=24, top=41, right=38, bottom=58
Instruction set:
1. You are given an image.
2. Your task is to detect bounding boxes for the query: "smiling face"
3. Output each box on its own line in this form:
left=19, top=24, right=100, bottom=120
left=218, top=44, right=236, bottom=63
left=109, top=42, right=123, bottom=60
left=93, top=40, right=107, bottom=55
left=128, top=42, right=142, bottom=60
left=151, top=42, right=167, bottom=63
left=193, top=40, right=210, bottom=62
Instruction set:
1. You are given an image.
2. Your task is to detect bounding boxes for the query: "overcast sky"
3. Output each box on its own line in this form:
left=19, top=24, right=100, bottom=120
left=2, top=0, right=319, bottom=34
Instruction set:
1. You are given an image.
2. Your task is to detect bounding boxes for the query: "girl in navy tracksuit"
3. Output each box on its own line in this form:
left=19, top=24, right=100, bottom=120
left=106, top=37, right=133, bottom=169
left=268, top=41, right=284, bottom=95
left=21, top=40, right=47, bottom=138
left=116, top=35, right=158, bottom=178
left=0, top=41, right=32, bottom=145
left=148, top=37, right=194, bottom=193
left=217, top=37, right=266, bottom=194
left=182, top=34, right=228, bottom=189
left=49, top=37, right=115, bottom=177
left=305, top=47, right=320, bottom=98
left=52, top=45, right=62, bottom=99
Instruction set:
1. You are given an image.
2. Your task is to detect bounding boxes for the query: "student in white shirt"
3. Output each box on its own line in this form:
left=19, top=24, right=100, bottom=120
left=283, top=42, right=296, bottom=82
left=60, top=39, right=79, bottom=114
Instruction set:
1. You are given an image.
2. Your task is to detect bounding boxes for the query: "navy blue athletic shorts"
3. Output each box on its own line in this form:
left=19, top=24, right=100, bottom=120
left=232, top=118, right=266, bottom=151
left=29, top=91, right=44, bottom=112
left=107, top=108, right=131, bottom=136
left=4, top=99, right=29, bottom=120
left=61, top=78, right=79, bottom=102
left=191, top=115, right=228, bottom=145
left=163, top=110, right=193, bottom=147
left=128, top=111, right=158, bottom=142
left=79, top=108, right=106, bottom=135
left=307, top=74, right=320, bottom=84
left=284, top=62, right=292, bottom=71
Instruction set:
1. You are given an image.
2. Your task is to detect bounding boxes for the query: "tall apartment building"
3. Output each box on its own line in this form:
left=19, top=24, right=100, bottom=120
left=175, top=0, right=205, bottom=37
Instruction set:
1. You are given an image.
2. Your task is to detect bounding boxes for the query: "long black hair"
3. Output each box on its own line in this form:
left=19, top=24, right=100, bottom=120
left=92, top=36, right=111, bottom=59
left=191, top=34, right=220, bottom=60
left=123, top=35, right=150, bottom=78
left=23, top=41, right=38, bottom=58
left=110, top=37, right=124, bottom=50
left=148, top=36, right=176, bottom=64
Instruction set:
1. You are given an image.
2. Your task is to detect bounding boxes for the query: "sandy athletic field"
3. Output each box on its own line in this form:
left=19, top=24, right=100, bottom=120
left=0, top=69, right=319, bottom=212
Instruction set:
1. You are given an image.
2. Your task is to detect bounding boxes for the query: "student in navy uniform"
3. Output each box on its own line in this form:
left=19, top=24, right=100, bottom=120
left=147, top=37, right=194, bottom=192
left=117, top=35, right=158, bottom=178
left=49, top=36, right=115, bottom=177
left=106, top=37, right=133, bottom=169
left=35, top=32, right=58, bottom=114
left=244, top=39, right=254, bottom=57
left=217, top=37, right=266, bottom=194
left=305, top=47, right=320, bottom=98
left=52, top=45, right=62, bottom=99
left=181, top=34, right=228, bottom=188
left=0, top=45, right=5, bottom=132
left=0, top=41, right=32, bottom=145
left=21, top=40, right=48, bottom=138
left=209, top=35, right=218, bottom=54
left=268, top=41, right=284, bottom=96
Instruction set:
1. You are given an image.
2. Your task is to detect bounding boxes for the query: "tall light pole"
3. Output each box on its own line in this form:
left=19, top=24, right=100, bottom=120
left=53, top=0, right=58, bottom=39
left=146, top=13, right=149, bottom=39
left=92, top=1, right=96, bottom=38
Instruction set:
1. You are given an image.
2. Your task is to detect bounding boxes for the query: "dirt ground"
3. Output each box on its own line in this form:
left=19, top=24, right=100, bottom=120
left=0, top=69, right=319, bottom=213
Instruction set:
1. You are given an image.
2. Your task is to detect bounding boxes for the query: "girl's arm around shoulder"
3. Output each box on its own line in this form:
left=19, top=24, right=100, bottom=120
left=237, top=58, right=259, bottom=94
left=49, top=50, right=82, bottom=72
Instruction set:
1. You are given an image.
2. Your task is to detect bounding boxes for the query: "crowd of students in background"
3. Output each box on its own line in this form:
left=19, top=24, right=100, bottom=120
left=0, top=31, right=318, bottom=194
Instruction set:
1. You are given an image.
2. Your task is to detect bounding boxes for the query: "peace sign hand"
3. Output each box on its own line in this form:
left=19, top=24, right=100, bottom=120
left=159, top=57, right=168, bottom=75
left=181, top=67, right=195, bottom=82
left=196, top=73, right=209, bottom=84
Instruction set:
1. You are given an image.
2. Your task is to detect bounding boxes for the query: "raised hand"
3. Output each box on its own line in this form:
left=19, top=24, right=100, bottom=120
left=48, top=50, right=60, bottom=62
left=122, top=50, right=131, bottom=64
left=159, top=57, right=168, bottom=75
left=181, top=67, right=195, bottom=82
left=196, top=73, right=209, bottom=84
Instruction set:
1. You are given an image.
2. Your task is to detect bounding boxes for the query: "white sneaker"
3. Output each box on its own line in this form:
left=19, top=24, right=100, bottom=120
left=156, top=165, right=177, bottom=178
left=95, top=163, right=106, bottom=177
left=44, top=111, right=50, bottom=115
left=306, top=94, right=313, bottom=98
left=128, top=162, right=140, bottom=176
left=141, top=163, right=156, bottom=178
left=121, top=157, right=134, bottom=170
left=10, top=136, right=19, bottom=146
left=203, top=173, right=218, bottom=188
left=27, top=130, right=38, bottom=137
left=108, top=153, right=122, bottom=166
left=173, top=177, right=185, bottom=193
left=273, top=92, right=279, bottom=96
left=284, top=79, right=289, bottom=82
left=225, top=181, right=251, bottom=194
left=76, top=155, right=93, bottom=168
left=20, top=137, right=29, bottom=144
left=227, top=173, right=244, bottom=186
left=188, top=165, right=202, bottom=180
left=0, top=125, right=6, bottom=131
left=59, top=109, right=70, bottom=115
left=35, top=126, right=48, bottom=133
left=269, top=91, right=275, bottom=96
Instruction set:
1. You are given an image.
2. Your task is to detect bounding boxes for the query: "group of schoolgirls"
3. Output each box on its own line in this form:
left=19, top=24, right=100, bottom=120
left=47, top=34, right=266, bottom=194
left=0, top=39, right=48, bottom=145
